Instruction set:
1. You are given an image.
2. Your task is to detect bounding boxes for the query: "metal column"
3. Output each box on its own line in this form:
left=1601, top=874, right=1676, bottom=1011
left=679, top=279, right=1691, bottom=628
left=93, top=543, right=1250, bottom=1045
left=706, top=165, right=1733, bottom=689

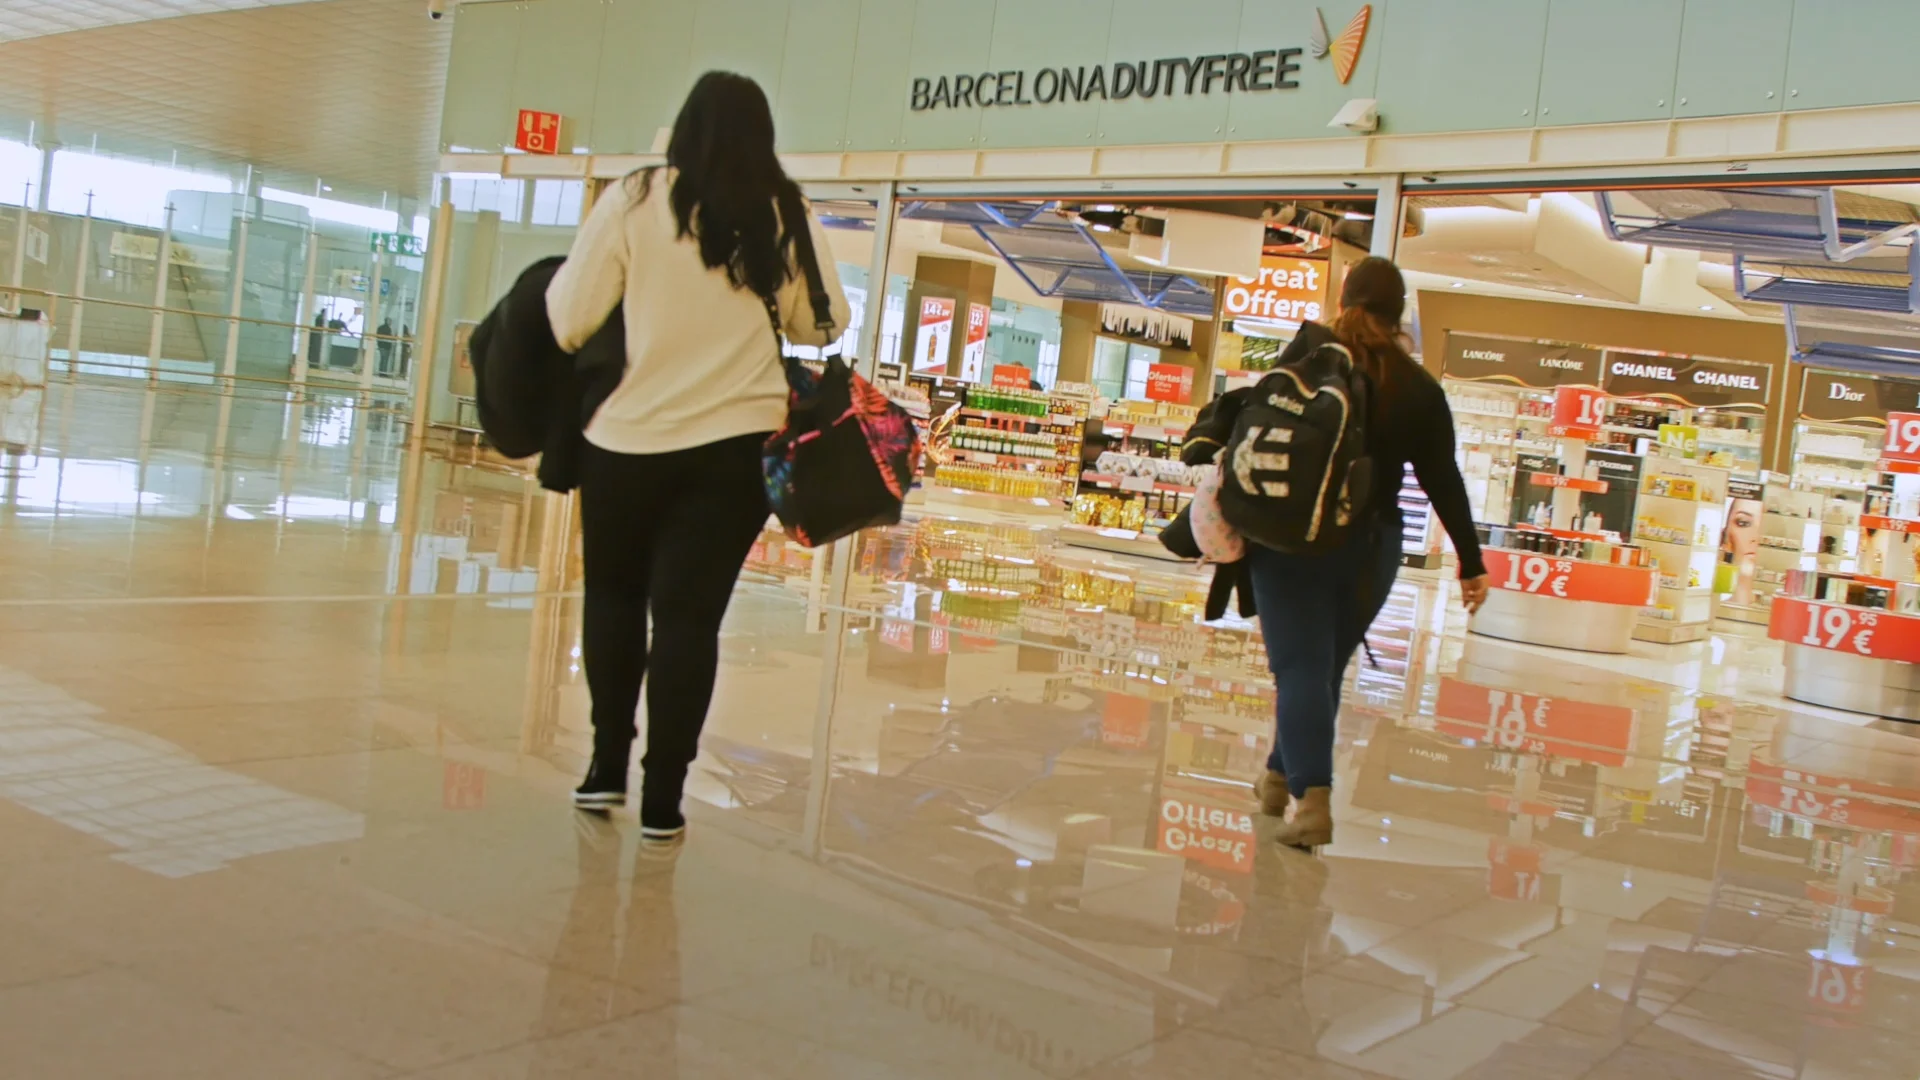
left=406, top=179, right=456, bottom=447
left=1370, top=174, right=1404, bottom=260
left=292, top=227, right=320, bottom=388
left=800, top=182, right=897, bottom=855
left=220, top=209, right=252, bottom=385
left=145, top=204, right=175, bottom=385
left=64, top=197, right=92, bottom=377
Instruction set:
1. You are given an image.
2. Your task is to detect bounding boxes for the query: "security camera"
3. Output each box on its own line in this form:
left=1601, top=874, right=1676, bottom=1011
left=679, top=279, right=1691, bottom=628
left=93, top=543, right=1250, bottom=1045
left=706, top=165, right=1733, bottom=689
left=427, top=0, right=448, bottom=20
left=1328, top=98, right=1380, bottom=134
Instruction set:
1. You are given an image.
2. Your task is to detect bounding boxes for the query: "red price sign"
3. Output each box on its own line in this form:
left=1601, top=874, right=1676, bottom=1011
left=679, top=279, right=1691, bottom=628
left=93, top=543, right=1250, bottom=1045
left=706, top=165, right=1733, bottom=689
left=1884, top=411, right=1920, bottom=463
left=1527, top=472, right=1608, bottom=494
left=1861, top=514, right=1920, bottom=535
left=1745, top=759, right=1920, bottom=835
left=1767, top=597, right=1920, bottom=662
left=1144, top=363, right=1194, bottom=404
left=1436, top=677, right=1636, bottom=766
left=1807, top=955, right=1870, bottom=1013
left=514, top=109, right=562, bottom=154
left=1483, top=548, right=1656, bottom=607
left=1549, top=385, right=1606, bottom=440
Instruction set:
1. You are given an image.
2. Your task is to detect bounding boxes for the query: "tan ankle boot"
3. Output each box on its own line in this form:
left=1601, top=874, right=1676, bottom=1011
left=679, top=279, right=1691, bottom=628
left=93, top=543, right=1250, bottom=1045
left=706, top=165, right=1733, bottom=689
left=1274, top=786, right=1333, bottom=849
left=1254, top=770, right=1292, bottom=817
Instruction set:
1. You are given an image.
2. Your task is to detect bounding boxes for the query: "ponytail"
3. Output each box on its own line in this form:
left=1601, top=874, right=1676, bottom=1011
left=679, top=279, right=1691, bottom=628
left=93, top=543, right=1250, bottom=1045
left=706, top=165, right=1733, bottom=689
left=1333, top=304, right=1404, bottom=405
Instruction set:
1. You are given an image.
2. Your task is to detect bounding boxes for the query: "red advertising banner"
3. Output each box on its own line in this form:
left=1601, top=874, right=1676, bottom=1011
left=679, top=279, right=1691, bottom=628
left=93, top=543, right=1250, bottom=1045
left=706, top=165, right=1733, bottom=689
left=1883, top=411, right=1920, bottom=464
left=990, top=364, right=1030, bottom=389
left=1220, top=255, right=1328, bottom=325
left=1482, top=548, right=1657, bottom=607
left=961, top=302, right=990, bottom=382
left=1144, top=363, right=1194, bottom=404
left=1548, top=384, right=1606, bottom=440
left=1767, top=597, right=1920, bottom=663
left=1157, top=796, right=1255, bottom=874
left=1435, top=677, right=1636, bottom=766
left=514, top=109, right=562, bottom=154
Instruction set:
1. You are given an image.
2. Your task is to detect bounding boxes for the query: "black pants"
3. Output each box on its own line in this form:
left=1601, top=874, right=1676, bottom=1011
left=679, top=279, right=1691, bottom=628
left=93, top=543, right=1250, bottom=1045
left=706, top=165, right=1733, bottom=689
left=579, top=433, right=770, bottom=790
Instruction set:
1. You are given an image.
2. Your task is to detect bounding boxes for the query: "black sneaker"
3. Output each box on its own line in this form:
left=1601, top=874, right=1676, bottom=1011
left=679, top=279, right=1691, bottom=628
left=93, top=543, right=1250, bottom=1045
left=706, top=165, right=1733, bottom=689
left=572, top=756, right=629, bottom=811
left=639, top=789, right=685, bottom=842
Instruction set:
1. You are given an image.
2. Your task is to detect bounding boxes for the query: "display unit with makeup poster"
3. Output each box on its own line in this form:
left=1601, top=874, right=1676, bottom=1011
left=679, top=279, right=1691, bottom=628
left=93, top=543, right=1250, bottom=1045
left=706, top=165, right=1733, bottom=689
left=1715, top=478, right=1766, bottom=620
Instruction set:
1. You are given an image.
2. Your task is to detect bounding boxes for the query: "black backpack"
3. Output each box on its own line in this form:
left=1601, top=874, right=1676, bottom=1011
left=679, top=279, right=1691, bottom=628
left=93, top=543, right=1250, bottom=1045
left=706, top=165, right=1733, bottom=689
left=1216, top=340, right=1373, bottom=555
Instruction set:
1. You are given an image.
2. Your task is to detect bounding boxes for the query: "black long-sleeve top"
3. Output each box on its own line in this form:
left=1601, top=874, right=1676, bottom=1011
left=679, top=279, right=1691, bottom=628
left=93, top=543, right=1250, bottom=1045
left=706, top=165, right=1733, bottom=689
left=1366, top=351, right=1487, bottom=579
left=1185, top=322, right=1485, bottom=579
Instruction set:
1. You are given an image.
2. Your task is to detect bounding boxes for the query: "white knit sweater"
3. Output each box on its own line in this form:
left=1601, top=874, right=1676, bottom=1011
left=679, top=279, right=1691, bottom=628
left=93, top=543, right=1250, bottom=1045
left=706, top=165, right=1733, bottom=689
left=545, top=172, right=850, bottom=455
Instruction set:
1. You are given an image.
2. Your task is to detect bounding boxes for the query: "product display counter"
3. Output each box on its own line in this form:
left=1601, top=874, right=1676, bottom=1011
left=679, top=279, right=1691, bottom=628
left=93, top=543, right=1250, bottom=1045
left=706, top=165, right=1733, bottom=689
left=1769, top=572, right=1920, bottom=722
left=1469, top=529, right=1658, bottom=654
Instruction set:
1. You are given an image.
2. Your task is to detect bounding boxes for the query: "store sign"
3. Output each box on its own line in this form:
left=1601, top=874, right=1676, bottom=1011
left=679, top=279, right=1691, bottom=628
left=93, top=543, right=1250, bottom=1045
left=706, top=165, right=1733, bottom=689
left=911, top=49, right=1307, bottom=112
left=1549, top=385, right=1606, bottom=440
left=1768, top=597, right=1920, bottom=663
left=1221, top=255, right=1327, bottom=325
left=514, top=109, right=562, bottom=154
left=912, top=297, right=955, bottom=373
left=1441, top=334, right=1602, bottom=388
left=1434, top=677, right=1636, bottom=767
left=1745, top=758, right=1920, bottom=835
left=1144, top=363, right=1194, bottom=404
left=1482, top=548, right=1657, bottom=609
left=1602, top=351, right=1770, bottom=408
left=1807, top=956, right=1871, bottom=1014
left=1800, top=371, right=1920, bottom=424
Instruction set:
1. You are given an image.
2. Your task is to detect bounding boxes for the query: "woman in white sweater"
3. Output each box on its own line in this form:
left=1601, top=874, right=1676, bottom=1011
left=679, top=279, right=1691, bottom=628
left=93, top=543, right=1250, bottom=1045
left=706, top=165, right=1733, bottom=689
left=546, top=71, right=848, bottom=840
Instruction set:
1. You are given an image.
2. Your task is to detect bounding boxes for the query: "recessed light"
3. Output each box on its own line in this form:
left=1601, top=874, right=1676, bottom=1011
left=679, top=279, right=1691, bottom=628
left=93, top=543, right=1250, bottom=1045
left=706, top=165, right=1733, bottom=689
left=1700, top=305, right=1713, bottom=311
left=1451, top=281, right=1464, bottom=288
left=1574, top=294, right=1584, bottom=299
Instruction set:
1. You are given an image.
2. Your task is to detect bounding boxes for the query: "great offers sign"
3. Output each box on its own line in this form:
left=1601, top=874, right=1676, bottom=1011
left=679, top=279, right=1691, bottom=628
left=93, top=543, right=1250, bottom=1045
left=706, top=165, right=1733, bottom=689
left=910, top=51, right=1305, bottom=112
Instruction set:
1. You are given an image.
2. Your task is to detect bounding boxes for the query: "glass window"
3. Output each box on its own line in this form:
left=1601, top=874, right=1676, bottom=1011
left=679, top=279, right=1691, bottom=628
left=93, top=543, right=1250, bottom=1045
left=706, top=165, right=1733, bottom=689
left=0, top=139, right=40, bottom=207
left=47, top=149, right=233, bottom=226
left=528, top=180, right=584, bottom=227
left=1123, top=343, right=1162, bottom=400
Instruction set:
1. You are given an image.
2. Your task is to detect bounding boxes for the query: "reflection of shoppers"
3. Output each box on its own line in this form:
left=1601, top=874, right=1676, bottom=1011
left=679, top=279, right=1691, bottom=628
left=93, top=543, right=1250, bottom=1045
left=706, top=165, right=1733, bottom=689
left=1245, top=258, right=1489, bottom=849
left=307, top=311, right=326, bottom=369
left=375, top=318, right=394, bottom=374
left=546, top=71, right=849, bottom=840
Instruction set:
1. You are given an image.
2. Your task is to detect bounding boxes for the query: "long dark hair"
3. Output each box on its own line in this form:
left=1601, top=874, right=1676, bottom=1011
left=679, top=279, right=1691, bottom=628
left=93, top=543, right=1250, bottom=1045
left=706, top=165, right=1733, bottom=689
left=1333, top=256, right=1411, bottom=405
left=629, top=71, right=802, bottom=299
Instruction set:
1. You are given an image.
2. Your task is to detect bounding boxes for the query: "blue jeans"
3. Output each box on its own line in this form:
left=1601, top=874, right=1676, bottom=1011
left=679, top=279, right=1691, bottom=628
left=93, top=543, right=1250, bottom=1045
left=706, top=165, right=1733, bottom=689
left=1244, top=523, right=1402, bottom=798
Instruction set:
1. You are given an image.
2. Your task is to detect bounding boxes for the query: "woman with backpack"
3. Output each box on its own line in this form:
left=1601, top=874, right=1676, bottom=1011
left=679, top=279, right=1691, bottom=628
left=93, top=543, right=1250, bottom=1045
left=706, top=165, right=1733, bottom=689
left=1245, top=257, right=1489, bottom=849
left=545, top=72, right=849, bottom=841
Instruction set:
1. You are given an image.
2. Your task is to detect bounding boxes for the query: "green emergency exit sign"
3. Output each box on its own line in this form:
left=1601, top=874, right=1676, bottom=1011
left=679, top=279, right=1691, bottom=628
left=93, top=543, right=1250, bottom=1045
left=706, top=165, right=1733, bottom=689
left=370, top=232, right=426, bottom=257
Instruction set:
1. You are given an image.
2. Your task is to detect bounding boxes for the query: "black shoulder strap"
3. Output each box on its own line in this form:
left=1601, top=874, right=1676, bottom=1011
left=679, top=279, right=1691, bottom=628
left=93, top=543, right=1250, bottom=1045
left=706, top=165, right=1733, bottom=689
left=766, top=188, right=838, bottom=341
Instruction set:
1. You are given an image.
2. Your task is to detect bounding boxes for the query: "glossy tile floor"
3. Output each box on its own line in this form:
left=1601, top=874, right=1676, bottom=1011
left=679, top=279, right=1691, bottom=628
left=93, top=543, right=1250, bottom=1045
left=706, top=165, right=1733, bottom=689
left=4, top=381, right=1920, bottom=1078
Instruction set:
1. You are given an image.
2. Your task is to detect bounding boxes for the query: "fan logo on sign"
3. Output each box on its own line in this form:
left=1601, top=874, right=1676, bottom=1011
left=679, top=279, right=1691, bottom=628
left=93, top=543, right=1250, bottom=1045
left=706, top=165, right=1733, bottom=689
left=1310, top=5, right=1372, bottom=85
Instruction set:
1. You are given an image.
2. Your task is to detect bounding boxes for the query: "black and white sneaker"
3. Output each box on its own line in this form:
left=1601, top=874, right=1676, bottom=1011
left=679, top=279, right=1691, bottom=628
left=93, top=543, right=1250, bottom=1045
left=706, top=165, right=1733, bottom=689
left=639, top=795, right=685, bottom=843
left=572, top=756, right=629, bottom=811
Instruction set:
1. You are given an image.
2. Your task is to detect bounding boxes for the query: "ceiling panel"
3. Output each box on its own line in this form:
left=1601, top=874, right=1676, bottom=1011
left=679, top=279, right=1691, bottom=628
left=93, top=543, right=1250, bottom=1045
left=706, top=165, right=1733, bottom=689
left=0, top=0, right=319, bottom=43
left=0, top=0, right=449, bottom=200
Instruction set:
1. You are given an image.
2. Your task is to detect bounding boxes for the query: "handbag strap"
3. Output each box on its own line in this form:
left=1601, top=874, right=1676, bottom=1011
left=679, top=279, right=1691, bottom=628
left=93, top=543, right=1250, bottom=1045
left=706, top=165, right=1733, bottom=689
left=762, top=187, right=839, bottom=347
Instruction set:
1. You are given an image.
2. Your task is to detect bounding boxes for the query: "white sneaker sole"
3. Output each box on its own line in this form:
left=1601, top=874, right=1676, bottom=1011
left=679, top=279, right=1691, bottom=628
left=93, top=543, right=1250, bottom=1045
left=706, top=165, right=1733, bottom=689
left=572, top=791, right=627, bottom=810
left=639, top=824, right=685, bottom=843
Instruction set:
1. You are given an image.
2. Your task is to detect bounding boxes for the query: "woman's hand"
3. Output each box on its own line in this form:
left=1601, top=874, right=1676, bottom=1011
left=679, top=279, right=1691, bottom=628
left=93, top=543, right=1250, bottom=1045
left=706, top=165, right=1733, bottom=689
left=1459, top=574, right=1490, bottom=614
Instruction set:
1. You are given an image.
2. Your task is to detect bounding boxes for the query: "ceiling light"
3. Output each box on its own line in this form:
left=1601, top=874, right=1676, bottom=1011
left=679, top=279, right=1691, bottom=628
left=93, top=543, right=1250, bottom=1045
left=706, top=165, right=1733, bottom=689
left=1451, top=281, right=1464, bottom=288
left=1574, top=294, right=1584, bottom=299
left=1094, top=204, right=1116, bottom=212
left=1343, top=211, right=1374, bottom=220
left=1701, top=305, right=1714, bottom=311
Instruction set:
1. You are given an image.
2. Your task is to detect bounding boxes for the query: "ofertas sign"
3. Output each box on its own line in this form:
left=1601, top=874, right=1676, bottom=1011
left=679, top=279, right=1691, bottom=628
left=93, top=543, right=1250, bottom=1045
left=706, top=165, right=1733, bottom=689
left=1768, top=597, right=1920, bottom=663
left=514, top=109, right=562, bottom=155
left=1482, top=548, right=1656, bottom=607
left=1221, top=256, right=1326, bottom=325
left=1144, top=363, right=1194, bottom=404
left=990, top=364, right=1030, bottom=389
